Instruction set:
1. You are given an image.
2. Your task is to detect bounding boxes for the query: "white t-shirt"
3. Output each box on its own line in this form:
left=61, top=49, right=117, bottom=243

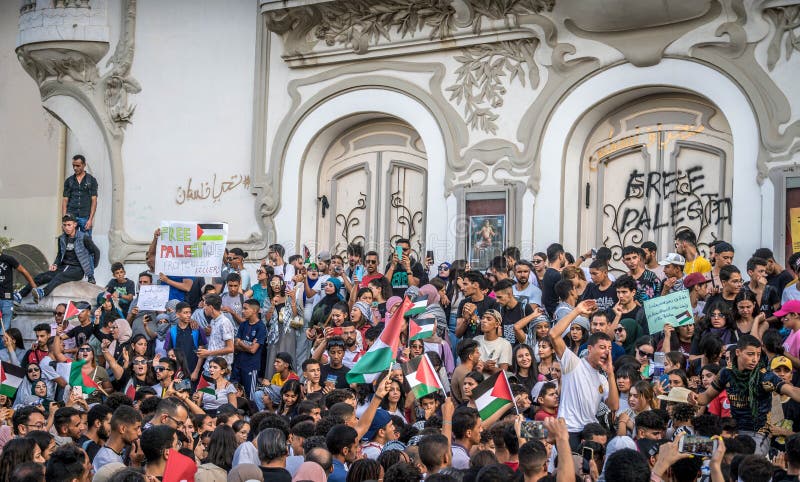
left=473, top=335, right=513, bottom=367
left=557, top=348, right=609, bottom=433
left=205, top=314, right=234, bottom=370
left=783, top=283, right=800, bottom=304
left=513, top=283, right=543, bottom=307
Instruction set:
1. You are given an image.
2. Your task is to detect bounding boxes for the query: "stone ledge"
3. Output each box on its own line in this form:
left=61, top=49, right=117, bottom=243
left=12, top=281, right=104, bottom=345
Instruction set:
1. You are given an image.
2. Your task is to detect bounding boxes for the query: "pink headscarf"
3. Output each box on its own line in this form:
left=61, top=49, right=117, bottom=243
left=292, top=462, right=327, bottom=482
left=418, top=284, right=441, bottom=306
left=0, top=426, right=13, bottom=454
left=385, top=296, right=403, bottom=323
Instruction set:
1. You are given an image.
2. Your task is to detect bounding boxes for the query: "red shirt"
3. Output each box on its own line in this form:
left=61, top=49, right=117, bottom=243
left=707, top=390, right=731, bottom=418
left=534, top=409, right=557, bottom=421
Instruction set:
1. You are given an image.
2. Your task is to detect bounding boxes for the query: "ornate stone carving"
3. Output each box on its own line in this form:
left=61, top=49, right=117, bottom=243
left=103, top=0, right=141, bottom=126
left=764, top=5, right=800, bottom=70
left=446, top=39, right=539, bottom=133
left=17, top=47, right=100, bottom=86
left=265, top=0, right=554, bottom=57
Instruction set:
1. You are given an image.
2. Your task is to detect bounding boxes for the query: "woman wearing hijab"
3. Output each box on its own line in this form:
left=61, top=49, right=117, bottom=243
left=384, top=296, right=403, bottom=324
left=292, top=461, right=328, bottom=482
left=616, top=318, right=642, bottom=356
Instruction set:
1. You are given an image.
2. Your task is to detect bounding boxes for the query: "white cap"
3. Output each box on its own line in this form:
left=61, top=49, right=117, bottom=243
left=658, top=252, right=686, bottom=266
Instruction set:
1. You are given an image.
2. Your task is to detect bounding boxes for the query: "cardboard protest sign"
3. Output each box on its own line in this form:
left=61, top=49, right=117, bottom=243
left=155, top=221, right=228, bottom=277
left=644, top=290, right=694, bottom=333
left=136, top=285, right=170, bottom=311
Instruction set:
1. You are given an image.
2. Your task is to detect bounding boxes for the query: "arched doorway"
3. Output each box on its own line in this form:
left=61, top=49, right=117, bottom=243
left=316, top=118, right=427, bottom=260
left=578, top=93, right=733, bottom=272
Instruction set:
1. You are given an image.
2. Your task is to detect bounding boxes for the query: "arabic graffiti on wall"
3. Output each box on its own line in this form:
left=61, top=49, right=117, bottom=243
left=175, top=174, right=251, bottom=205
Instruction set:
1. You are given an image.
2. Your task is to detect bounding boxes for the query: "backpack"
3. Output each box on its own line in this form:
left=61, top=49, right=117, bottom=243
left=170, top=325, right=200, bottom=350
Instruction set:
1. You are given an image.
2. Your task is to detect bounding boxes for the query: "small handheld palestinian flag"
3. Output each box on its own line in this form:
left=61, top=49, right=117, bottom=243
left=402, top=354, right=445, bottom=399
left=123, top=378, right=136, bottom=400
left=675, top=310, right=693, bottom=326
left=404, top=295, right=428, bottom=318
left=0, top=362, right=25, bottom=398
left=67, top=359, right=100, bottom=394
left=472, top=371, right=516, bottom=421
left=196, top=374, right=216, bottom=395
left=347, top=296, right=413, bottom=384
left=64, top=301, right=81, bottom=322
left=409, top=313, right=436, bottom=341
left=163, top=448, right=197, bottom=482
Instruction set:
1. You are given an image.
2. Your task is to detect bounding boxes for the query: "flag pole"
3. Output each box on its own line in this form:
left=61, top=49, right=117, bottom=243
left=503, top=370, right=520, bottom=415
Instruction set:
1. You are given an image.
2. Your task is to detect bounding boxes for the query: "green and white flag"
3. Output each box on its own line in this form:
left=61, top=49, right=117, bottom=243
left=472, top=371, right=515, bottom=421
left=402, top=354, right=444, bottom=400
left=0, top=362, right=24, bottom=398
left=347, top=297, right=412, bottom=384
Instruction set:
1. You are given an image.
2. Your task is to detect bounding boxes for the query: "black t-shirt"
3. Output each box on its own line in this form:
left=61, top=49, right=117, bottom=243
left=456, top=296, right=500, bottom=338
left=768, top=270, right=795, bottom=296
left=106, top=279, right=135, bottom=311
left=712, top=366, right=784, bottom=431
left=540, top=268, right=562, bottom=317
left=499, top=302, right=533, bottom=344
left=581, top=282, right=618, bottom=316
left=744, top=284, right=780, bottom=318
left=260, top=467, right=292, bottom=482
left=76, top=435, right=102, bottom=461
left=620, top=305, right=648, bottom=335
left=68, top=324, right=95, bottom=347
left=61, top=236, right=80, bottom=267
left=321, top=364, right=351, bottom=389
left=0, top=254, right=20, bottom=299
left=704, top=293, right=735, bottom=316
left=385, top=261, right=428, bottom=298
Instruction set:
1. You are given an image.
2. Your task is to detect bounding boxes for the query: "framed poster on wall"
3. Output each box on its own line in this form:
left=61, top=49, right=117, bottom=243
left=469, top=215, right=506, bottom=268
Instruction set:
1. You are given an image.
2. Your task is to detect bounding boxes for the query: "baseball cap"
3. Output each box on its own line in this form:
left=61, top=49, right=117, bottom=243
left=683, top=272, right=710, bottom=289
left=363, top=409, right=392, bottom=441
left=775, top=300, right=800, bottom=318
left=317, top=250, right=331, bottom=262
left=771, top=356, right=793, bottom=371
left=658, top=253, right=686, bottom=266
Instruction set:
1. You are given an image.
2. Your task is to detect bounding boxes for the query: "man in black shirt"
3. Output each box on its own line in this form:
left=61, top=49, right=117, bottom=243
left=754, top=248, right=796, bottom=296
left=541, top=243, right=567, bottom=317
left=455, top=271, right=498, bottom=339
left=704, top=264, right=742, bottom=317
left=581, top=260, right=618, bottom=317
left=493, top=279, right=536, bottom=344
left=384, top=238, right=428, bottom=298
left=18, top=215, right=100, bottom=303
left=62, top=154, right=98, bottom=235
left=320, top=338, right=351, bottom=389
left=258, top=428, right=292, bottom=482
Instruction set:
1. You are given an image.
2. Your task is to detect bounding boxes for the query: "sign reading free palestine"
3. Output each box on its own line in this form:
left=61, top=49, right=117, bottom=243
left=155, top=221, right=228, bottom=277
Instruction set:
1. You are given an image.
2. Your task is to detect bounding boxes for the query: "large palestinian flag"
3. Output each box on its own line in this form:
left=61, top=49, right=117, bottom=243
left=402, top=354, right=444, bottom=399
left=404, top=296, right=428, bottom=318
left=66, top=359, right=100, bottom=394
left=347, top=297, right=413, bottom=384
left=409, top=313, right=436, bottom=341
left=472, top=371, right=515, bottom=421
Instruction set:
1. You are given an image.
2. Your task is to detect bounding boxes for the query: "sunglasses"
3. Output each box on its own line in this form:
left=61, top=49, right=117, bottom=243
left=132, top=359, right=148, bottom=366
left=614, top=327, right=625, bottom=333
left=78, top=347, right=92, bottom=353
left=27, top=367, right=40, bottom=373
left=365, top=259, right=378, bottom=264
left=153, top=366, right=168, bottom=372
left=637, top=349, right=654, bottom=358
left=532, top=259, right=544, bottom=264
left=54, top=311, right=65, bottom=316
left=438, top=266, right=450, bottom=271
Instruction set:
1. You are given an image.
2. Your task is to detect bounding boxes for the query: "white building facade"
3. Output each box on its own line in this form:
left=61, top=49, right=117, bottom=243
left=3, top=0, right=800, bottom=277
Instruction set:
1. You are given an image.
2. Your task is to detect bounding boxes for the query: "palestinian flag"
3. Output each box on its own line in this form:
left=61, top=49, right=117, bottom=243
left=473, top=371, right=515, bottom=421
left=404, top=296, right=428, bottom=318
left=0, top=362, right=25, bottom=398
left=402, top=354, right=444, bottom=399
left=675, top=310, right=693, bottom=326
left=196, top=374, right=215, bottom=395
left=409, top=314, right=435, bottom=341
left=64, top=301, right=81, bottom=322
left=163, top=448, right=197, bottom=482
left=67, top=359, right=99, bottom=394
left=196, top=223, right=226, bottom=241
left=347, top=297, right=413, bottom=384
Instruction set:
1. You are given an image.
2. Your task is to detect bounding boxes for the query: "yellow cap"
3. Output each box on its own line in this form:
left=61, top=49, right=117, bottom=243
left=771, top=356, right=793, bottom=371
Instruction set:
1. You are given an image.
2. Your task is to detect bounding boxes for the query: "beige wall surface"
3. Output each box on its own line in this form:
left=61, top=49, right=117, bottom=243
left=0, top=1, right=62, bottom=260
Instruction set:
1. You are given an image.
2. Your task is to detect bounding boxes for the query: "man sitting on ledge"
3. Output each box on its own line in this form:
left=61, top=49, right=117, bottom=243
left=16, top=214, right=100, bottom=303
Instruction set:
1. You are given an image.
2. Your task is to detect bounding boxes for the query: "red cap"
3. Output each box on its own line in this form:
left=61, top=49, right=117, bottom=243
left=683, top=272, right=710, bottom=289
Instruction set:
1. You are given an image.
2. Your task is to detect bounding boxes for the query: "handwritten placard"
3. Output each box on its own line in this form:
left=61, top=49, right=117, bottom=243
left=136, top=285, right=170, bottom=311
left=644, top=290, right=694, bottom=333
left=155, top=221, right=228, bottom=277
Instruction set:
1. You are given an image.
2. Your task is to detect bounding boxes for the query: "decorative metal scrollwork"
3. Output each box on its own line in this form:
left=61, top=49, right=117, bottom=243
left=334, top=192, right=367, bottom=257
left=389, top=190, right=424, bottom=259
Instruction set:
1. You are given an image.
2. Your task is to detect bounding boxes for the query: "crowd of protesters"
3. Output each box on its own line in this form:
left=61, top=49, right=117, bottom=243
left=6, top=207, right=800, bottom=482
